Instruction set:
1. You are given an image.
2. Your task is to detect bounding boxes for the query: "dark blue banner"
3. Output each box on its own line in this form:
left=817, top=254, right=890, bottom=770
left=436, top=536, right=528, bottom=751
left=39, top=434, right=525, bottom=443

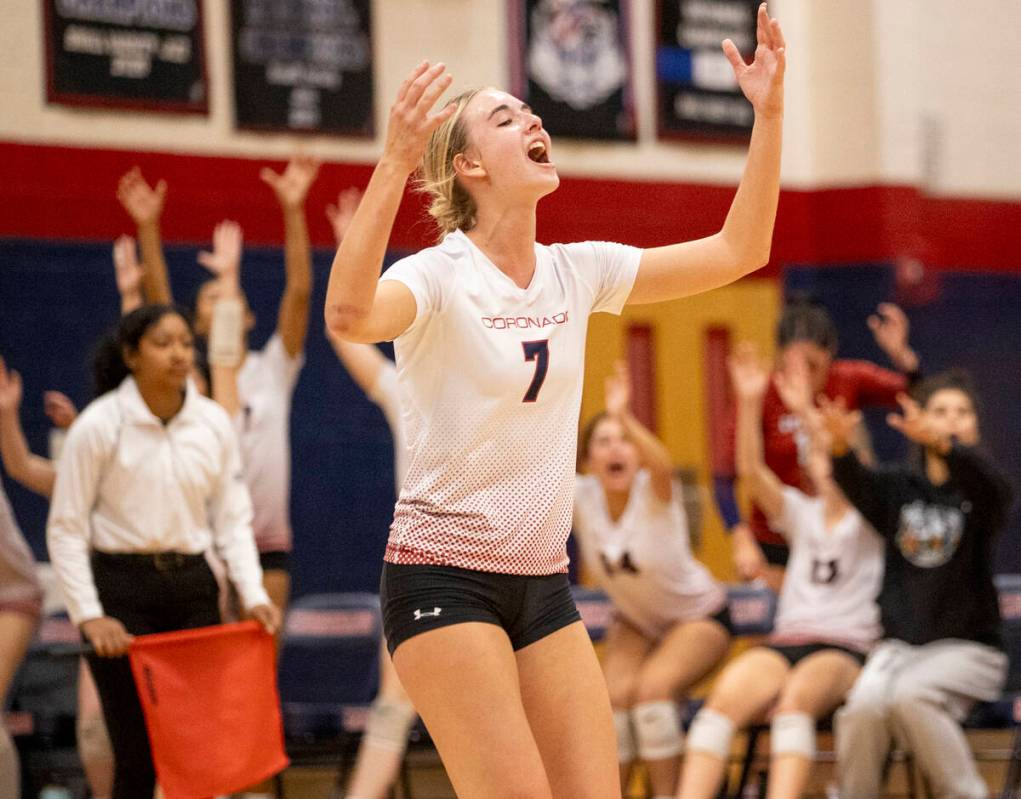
left=510, top=0, right=636, bottom=141
left=657, top=0, right=757, bottom=140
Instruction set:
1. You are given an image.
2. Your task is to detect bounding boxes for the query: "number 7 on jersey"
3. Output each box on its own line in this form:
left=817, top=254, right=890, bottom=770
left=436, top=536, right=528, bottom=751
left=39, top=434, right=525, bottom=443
left=521, top=340, right=549, bottom=403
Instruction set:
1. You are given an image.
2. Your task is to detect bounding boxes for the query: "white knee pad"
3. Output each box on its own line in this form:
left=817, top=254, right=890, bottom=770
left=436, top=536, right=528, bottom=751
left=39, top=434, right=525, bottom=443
left=686, top=707, right=735, bottom=760
left=77, top=714, right=113, bottom=765
left=613, top=709, right=636, bottom=763
left=770, top=712, right=816, bottom=759
left=363, top=698, right=417, bottom=754
left=631, top=700, right=684, bottom=761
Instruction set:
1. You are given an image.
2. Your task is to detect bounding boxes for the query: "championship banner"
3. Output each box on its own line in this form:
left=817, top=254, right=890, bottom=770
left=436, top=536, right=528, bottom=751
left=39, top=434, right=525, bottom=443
left=231, top=0, right=373, bottom=135
left=44, top=0, right=208, bottom=113
left=509, top=0, right=636, bottom=141
left=656, top=0, right=757, bottom=140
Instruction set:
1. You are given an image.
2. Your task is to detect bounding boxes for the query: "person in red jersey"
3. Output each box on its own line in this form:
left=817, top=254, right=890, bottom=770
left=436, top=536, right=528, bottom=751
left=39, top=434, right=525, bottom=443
left=714, top=297, right=920, bottom=590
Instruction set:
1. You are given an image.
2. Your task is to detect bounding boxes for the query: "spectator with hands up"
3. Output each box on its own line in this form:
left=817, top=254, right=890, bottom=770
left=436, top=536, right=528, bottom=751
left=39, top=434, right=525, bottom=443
left=821, top=372, right=1012, bottom=799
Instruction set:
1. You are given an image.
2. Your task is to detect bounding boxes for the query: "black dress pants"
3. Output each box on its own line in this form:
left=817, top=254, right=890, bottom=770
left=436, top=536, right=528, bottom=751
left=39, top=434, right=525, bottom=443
left=85, top=551, right=220, bottom=799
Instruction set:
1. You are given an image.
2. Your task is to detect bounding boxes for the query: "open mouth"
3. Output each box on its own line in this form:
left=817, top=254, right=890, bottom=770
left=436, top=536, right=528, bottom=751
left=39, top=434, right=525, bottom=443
left=607, top=462, right=625, bottom=475
left=527, top=141, right=550, bottom=164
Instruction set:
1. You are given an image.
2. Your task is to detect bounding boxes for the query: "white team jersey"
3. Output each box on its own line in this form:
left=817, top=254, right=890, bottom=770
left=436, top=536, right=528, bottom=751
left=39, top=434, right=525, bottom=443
left=770, top=487, right=884, bottom=653
left=573, top=470, right=727, bottom=639
left=236, top=334, right=304, bottom=554
left=367, top=361, right=409, bottom=488
left=380, top=229, right=641, bottom=575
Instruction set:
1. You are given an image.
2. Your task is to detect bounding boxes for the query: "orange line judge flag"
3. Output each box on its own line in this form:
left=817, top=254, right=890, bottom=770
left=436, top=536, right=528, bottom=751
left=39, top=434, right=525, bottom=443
left=128, top=620, right=288, bottom=798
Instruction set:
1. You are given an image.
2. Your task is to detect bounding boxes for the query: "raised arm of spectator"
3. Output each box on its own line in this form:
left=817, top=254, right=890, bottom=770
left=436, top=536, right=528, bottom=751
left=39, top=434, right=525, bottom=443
left=199, top=222, right=245, bottom=416
left=0, top=357, right=56, bottom=497
left=821, top=396, right=895, bottom=534
left=116, top=167, right=172, bottom=304
left=868, top=303, right=920, bottom=376
left=260, top=155, right=320, bottom=358
left=604, top=361, right=674, bottom=502
left=729, top=343, right=784, bottom=521
left=112, top=235, right=145, bottom=315
left=627, top=4, right=784, bottom=304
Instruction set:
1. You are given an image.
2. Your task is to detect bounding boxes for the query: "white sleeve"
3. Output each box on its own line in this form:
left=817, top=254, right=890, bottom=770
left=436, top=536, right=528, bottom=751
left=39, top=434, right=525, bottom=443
left=366, top=360, right=401, bottom=436
left=260, top=333, right=305, bottom=394
left=563, top=241, right=642, bottom=315
left=45, top=414, right=108, bottom=625
left=771, top=487, right=810, bottom=544
left=208, top=423, right=270, bottom=611
left=379, top=253, right=446, bottom=337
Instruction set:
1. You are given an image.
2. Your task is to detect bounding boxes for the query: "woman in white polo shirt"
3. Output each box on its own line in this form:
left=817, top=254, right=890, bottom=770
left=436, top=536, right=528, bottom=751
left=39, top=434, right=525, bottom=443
left=47, top=305, right=278, bottom=799
left=117, top=157, right=320, bottom=625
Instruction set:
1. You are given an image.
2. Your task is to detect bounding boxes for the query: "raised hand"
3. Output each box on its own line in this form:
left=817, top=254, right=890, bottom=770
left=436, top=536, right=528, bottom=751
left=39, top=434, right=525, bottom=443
left=43, top=391, right=78, bottom=429
left=260, top=154, right=321, bottom=210
left=116, top=167, right=167, bottom=226
left=887, top=392, right=946, bottom=450
left=728, top=341, right=770, bottom=400
left=326, top=187, right=364, bottom=246
left=722, top=3, right=785, bottom=118
left=111, top=235, right=144, bottom=314
left=774, top=350, right=812, bottom=415
left=383, top=62, right=456, bottom=176
left=604, top=360, right=631, bottom=418
left=0, top=357, right=23, bottom=414
left=868, top=303, right=918, bottom=372
left=197, top=221, right=243, bottom=286
left=818, top=395, right=863, bottom=454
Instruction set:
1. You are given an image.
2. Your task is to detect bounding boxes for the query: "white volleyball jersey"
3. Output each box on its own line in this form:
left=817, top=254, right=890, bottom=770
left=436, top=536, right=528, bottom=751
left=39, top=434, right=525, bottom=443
left=573, top=470, right=726, bottom=639
left=770, top=487, right=884, bottom=653
left=236, top=334, right=304, bottom=554
left=380, top=230, right=641, bottom=575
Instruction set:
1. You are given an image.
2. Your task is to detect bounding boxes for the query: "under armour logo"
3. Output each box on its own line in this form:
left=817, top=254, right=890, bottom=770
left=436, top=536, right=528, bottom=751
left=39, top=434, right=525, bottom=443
left=413, top=607, right=442, bottom=620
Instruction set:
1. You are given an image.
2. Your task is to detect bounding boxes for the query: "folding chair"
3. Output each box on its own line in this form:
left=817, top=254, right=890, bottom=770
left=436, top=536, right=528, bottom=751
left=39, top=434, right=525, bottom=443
left=276, top=592, right=383, bottom=799
left=989, top=573, right=1021, bottom=799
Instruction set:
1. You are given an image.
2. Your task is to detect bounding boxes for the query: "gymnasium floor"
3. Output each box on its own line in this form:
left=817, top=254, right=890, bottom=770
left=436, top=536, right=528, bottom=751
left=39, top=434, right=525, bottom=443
left=272, top=727, right=1016, bottom=798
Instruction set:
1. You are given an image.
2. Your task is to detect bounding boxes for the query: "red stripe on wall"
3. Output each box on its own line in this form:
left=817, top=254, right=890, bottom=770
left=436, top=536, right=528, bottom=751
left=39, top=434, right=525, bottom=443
left=626, top=324, right=657, bottom=432
left=1, top=141, right=1019, bottom=272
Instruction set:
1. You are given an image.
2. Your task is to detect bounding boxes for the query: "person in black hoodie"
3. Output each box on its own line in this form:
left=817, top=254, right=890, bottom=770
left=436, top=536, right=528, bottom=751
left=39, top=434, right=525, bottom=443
left=820, top=370, right=1012, bottom=799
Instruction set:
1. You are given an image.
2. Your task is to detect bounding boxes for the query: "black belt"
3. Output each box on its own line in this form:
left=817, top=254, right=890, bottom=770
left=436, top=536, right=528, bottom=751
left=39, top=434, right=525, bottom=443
left=92, top=550, right=206, bottom=572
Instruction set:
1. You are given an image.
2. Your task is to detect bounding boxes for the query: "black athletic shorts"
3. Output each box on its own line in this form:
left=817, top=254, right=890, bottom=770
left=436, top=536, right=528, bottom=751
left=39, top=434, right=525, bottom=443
left=766, top=641, right=867, bottom=667
left=760, top=541, right=790, bottom=567
left=709, top=603, right=736, bottom=636
left=259, top=550, right=292, bottom=574
left=380, top=562, right=582, bottom=656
